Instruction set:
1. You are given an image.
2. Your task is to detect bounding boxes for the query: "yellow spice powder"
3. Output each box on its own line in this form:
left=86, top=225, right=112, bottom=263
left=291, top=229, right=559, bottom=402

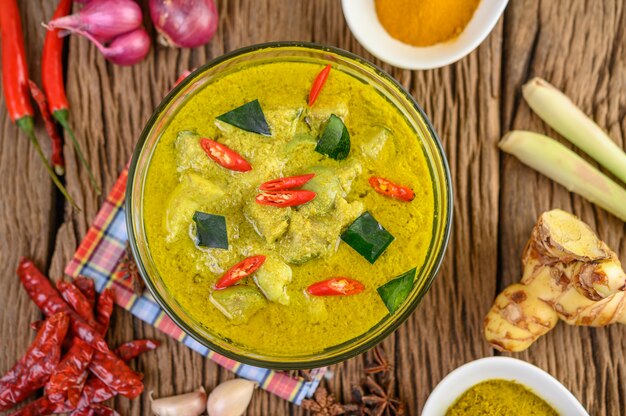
left=375, top=0, right=481, bottom=47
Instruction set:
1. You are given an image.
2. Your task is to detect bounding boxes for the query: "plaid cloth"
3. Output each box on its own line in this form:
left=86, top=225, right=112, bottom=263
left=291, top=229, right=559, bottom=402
left=64, top=168, right=324, bottom=404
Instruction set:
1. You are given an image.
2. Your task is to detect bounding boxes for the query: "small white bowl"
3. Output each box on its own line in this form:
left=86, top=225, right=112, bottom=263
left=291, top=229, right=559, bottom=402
left=341, top=0, right=509, bottom=70
left=422, top=357, right=588, bottom=415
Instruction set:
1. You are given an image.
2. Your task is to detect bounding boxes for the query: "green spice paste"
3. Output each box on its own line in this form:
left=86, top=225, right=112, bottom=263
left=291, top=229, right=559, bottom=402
left=446, top=379, right=559, bottom=416
left=142, top=61, right=435, bottom=356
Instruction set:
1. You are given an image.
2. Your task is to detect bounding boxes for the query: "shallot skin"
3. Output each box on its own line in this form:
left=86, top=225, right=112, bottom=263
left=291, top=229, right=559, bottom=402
left=149, top=0, right=219, bottom=48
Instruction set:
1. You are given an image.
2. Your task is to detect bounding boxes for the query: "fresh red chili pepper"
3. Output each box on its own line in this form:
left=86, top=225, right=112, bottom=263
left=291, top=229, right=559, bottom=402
left=308, top=64, right=331, bottom=106
left=215, top=255, right=267, bottom=289
left=259, top=173, right=315, bottom=191
left=45, top=338, right=94, bottom=407
left=95, top=288, right=114, bottom=335
left=89, top=349, right=144, bottom=399
left=73, top=276, right=96, bottom=310
left=0, top=313, right=70, bottom=411
left=17, top=257, right=109, bottom=354
left=200, top=138, right=252, bottom=172
left=42, top=0, right=101, bottom=195
left=58, top=281, right=97, bottom=326
left=114, top=339, right=160, bottom=362
left=255, top=190, right=316, bottom=207
left=369, top=177, right=415, bottom=202
left=28, top=80, right=65, bottom=175
left=306, top=277, right=365, bottom=296
left=0, top=0, right=77, bottom=207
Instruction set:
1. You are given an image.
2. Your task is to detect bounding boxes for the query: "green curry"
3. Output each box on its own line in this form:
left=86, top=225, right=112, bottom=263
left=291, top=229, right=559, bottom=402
left=143, top=61, right=435, bottom=355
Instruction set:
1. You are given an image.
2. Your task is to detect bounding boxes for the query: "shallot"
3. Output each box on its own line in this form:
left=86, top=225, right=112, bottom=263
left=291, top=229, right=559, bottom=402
left=207, top=379, right=257, bottom=416
left=74, top=26, right=151, bottom=66
left=149, top=0, right=219, bottom=48
left=150, top=386, right=207, bottom=416
left=46, top=0, right=143, bottom=43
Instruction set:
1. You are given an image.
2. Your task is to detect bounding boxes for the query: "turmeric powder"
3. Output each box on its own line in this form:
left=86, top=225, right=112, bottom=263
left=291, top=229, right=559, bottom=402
left=375, top=0, right=481, bottom=47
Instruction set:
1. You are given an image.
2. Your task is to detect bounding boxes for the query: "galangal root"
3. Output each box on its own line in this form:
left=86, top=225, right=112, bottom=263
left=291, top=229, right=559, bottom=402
left=484, top=209, right=626, bottom=352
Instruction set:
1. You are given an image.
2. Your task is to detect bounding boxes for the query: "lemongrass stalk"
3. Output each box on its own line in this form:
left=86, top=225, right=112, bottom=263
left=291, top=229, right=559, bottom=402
left=499, top=131, right=626, bottom=222
left=523, top=77, right=626, bottom=184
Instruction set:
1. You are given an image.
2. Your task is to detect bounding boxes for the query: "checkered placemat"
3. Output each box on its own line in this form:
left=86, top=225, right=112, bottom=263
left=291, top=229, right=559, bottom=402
left=64, top=168, right=324, bottom=404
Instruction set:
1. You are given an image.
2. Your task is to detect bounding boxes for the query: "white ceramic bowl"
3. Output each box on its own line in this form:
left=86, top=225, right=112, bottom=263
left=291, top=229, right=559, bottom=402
left=341, top=0, right=509, bottom=69
left=422, top=357, right=588, bottom=415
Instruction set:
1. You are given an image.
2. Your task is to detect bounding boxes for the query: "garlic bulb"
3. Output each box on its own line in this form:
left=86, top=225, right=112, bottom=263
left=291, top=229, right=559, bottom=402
left=207, top=379, right=257, bottom=416
left=150, top=386, right=207, bottom=416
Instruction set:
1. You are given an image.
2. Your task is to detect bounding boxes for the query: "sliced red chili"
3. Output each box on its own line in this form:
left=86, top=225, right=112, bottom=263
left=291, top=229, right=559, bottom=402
left=306, top=278, right=365, bottom=296
left=0, top=312, right=70, bottom=411
left=215, top=255, right=267, bottom=290
left=200, top=138, right=252, bottom=172
left=259, top=173, right=315, bottom=191
left=255, top=190, right=316, bottom=207
left=369, top=177, right=415, bottom=202
left=308, top=64, right=331, bottom=106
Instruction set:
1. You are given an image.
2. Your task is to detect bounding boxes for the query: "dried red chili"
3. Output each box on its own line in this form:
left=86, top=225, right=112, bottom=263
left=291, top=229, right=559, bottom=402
left=45, top=338, right=94, bottom=407
left=17, top=257, right=109, bottom=354
left=259, top=173, right=315, bottom=191
left=115, top=339, right=161, bottom=362
left=0, top=313, right=70, bottom=411
left=306, top=278, right=365, bottom=296
left=215, top=255, right=267, bottom=289
left=42, top=0, right=100, bottom=194
left=368, top=177, right=415, bottom=202
left=255, top=190, right=316, bottom=207
left=89, top=349, right=144, bottom=399
left=200, top=138, right=252, bottom=172
left=28, top=80, right=64, bottom=175
left=95, top=288, right=114, bottom=335
left=73, top=277, right=97, bottom=310
left=308, top=64, right=332, bottom=106
left=58, top=281, right=97, bottom=326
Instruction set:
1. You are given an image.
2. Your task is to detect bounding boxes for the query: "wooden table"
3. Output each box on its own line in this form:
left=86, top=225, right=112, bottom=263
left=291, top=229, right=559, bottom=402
left=1, top=1, right=625, bottom=414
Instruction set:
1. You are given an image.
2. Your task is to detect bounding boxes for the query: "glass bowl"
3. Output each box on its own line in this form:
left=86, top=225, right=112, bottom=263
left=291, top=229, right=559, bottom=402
left=126, top=42, right=453, bottom=369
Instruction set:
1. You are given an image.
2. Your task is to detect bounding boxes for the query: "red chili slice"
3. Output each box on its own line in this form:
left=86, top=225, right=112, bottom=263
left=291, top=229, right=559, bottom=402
left=259, top=173, right=315, bottom=191
left=306, top=278, right=365, bottom=296
left=255, top=190, right=316, bottom=207
left=308, top=64, right=331, bottom=106
left=369, top=177, right=415, bottom=202
left=215, top=255, right=267, bottom=290
left=200, top=138, right=252, bottom=172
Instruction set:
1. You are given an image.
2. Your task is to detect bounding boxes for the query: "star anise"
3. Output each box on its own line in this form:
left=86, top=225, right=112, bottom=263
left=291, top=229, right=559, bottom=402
left=302, top=387, right=348, bottom=416
left=357, top=376, right=405, bottom=416
left=286, top=369, right=313, bottom=382
left=118, top=243, right=144, bottom=294
left=365, top=346, right=391, bottom=381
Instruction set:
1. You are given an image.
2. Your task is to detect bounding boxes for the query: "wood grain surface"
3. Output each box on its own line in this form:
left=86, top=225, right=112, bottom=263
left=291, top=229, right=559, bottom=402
left=1, top=0, right=625, bottom=415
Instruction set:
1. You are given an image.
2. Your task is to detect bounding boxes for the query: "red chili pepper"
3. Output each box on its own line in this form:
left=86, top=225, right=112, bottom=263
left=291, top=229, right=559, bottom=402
left=200, top=138, right=252, bottom=172
left=308, top=64, right=331, bottom=106
left=45, top=338, right=94, bottom=407
left=259, top=173, right=315, bottom=191
left=173, top=69, right=192, bottom=88
left=0, top=0, right=77, bottom=207
left=95, top=288, right=114, bottom=335
left=255, top=190, right=316, bottom=207
left=42, top=0, right=101, bottom=195
left=28, top=80, right=65, bottom=175
left=0, top=312, right=70, bottom=411
left=115, top=339, right=160, bottom=362
left=88, top=404, right=120, bottom=416
left=306, top=278, right=365, bottom=296
left=369, top=177, right=415, bottom=202
left=73, top=277, right=96, bottom=310
left=58, top=281, right=97, bottom=327
left=89, top=349, right=144, bottom=399
left=29, top=320, right=43, bottom=331
left=215, top=255, right=267, bottom=289
left=7, top=396, right=68, bottom=416
left=17, top=257, right=109, bottom=354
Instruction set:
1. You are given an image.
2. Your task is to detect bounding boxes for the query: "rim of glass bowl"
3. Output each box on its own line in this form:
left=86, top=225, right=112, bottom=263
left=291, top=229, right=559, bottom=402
left=126, top=41, right=453, bottom=370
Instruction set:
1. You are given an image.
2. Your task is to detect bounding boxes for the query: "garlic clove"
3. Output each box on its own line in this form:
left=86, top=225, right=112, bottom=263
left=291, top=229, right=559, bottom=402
left=207, top=379, right=257, bottom=416
left=150, top=386, right=207, bottom=416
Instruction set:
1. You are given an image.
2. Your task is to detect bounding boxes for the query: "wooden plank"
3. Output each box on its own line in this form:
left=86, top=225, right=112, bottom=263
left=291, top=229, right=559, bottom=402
left=500, top=1, right=626, bottom=414
left=0, top=0, right=58, bottom=392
